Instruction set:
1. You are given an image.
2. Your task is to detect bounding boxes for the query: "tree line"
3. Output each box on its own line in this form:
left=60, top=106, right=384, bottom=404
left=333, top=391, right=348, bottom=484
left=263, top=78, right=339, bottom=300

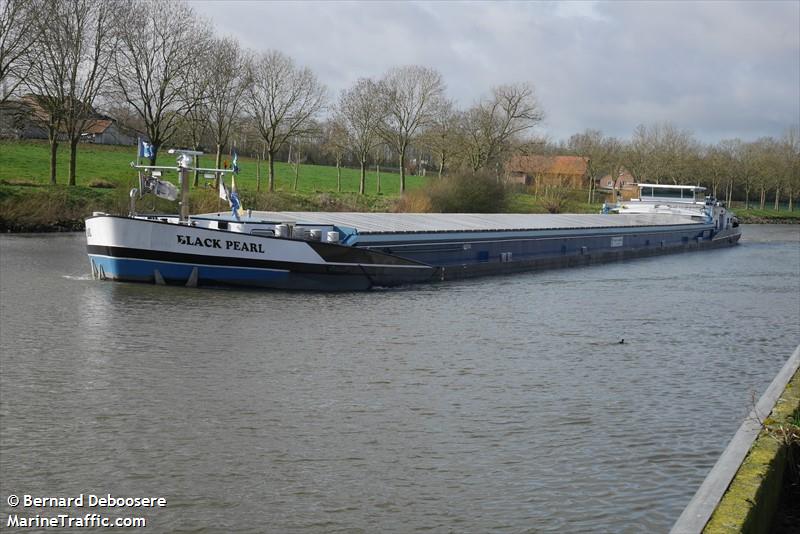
left=1, top=0, right=797, bottom=208
left=559, top=124, right=799, bottom=210
left=0, top=0, right=543, bottom=193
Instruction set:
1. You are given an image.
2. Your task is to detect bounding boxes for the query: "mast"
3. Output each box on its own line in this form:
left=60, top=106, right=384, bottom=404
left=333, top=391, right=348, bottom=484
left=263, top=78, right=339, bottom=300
left=131, top=148, right=229, bottom=222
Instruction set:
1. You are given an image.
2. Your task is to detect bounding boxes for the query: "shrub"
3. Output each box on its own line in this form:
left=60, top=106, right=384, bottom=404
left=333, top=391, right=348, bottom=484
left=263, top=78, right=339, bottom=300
left=393, top=189, right=433, bottom=213
left=425, top=171, right=508, bottom=213
left=541, top=185, right=570, bottom=213
left=87, top=179, right=116, bottom=189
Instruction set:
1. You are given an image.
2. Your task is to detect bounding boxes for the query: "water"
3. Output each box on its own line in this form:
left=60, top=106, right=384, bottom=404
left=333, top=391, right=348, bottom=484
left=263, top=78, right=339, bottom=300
left=1, top=225, right=798, bottom=533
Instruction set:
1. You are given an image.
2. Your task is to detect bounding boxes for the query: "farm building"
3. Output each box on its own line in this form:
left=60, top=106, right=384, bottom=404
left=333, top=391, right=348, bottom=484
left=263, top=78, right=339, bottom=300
left=0, top=95, right=138, bottom=145
left=596, top=169, right=639, bottom=200
left=505, top=155, right=590, bottom=189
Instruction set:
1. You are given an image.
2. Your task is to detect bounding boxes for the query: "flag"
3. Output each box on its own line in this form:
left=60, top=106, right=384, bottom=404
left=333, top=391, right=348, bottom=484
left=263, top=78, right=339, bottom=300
left=230, top=176, right=242, bottom=219
left=219, top=176, right=228, bottom=202
left=232, top=149, right=240, bottom=174
left=138, top=138, right=154, bottom=159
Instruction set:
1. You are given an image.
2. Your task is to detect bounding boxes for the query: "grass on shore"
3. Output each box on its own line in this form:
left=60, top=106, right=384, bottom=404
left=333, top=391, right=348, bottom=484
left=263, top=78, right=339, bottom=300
left=1, top=140, right=796, bottom=231
left=734, top=208, right=800, bottom=223
left=0, top=139, right=425, bottom=195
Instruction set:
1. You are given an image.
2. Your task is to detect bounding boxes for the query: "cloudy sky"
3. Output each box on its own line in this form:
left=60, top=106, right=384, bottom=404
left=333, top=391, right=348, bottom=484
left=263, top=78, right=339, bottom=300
left=192, top=0, right=799, bottom=143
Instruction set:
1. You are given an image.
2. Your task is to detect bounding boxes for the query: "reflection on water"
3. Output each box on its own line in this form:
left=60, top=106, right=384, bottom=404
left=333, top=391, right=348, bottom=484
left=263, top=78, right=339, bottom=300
left=1, top=225, right=798, bottom=532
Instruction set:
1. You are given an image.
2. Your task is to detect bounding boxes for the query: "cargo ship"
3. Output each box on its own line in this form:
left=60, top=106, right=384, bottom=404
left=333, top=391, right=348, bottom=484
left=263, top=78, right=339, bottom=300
left=85, top=151, right=741, bottom=291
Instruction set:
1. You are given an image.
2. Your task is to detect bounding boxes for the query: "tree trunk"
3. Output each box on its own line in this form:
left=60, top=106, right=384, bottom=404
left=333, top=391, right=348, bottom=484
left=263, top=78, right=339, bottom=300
left=268, top=151, right=275, bottom=192
left=759, top=186, right=766, bottom=209
left=788, top=189, right=794, bottom=211
left=359, top=159, right=366, bottom=195
left=336, top=159, right=341, bottom=193
left=193, top=155, right=199, bottom=187
left=398, top=144, right=406, bottom=193
left=745, top=186, right=750, bottom=209
left=774, top=188, right=780, bottom=210
left=68, top=137, right=79, bottom=186
left=147, top=139, right=158, bottom=166
left=293, top=162, right=299, bottom=191
left=438, top=153, right=444, bottom=179
left=48, top=126, right=58, bottom=185
left=376, top=164, right=381, bottom=194
left=256, top=155, right=261, bottom=193
left=214, top=145, right=223, bottom=189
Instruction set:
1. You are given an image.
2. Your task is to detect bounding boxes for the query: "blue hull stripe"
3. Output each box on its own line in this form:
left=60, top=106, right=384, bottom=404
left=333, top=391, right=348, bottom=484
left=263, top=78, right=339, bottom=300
left=89, top=255, right=290, bottom=284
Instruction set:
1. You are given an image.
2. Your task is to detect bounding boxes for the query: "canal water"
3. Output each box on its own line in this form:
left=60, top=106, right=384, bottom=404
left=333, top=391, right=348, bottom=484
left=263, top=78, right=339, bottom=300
left=1, top=225, right=798, bottom=533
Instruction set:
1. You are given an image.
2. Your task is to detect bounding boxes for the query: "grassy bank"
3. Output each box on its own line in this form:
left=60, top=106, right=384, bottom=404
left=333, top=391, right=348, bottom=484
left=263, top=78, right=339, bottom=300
left=3, top=140, right=795, bottom=232
left=0, top=139, right=425, bottom=194
left=0, top=140, right=427, bottom=231
left=735, top=208, right=800, bottom=224
left=0, top=140, right=599, bottom=231
left=704, top=367, right=800, bottom=533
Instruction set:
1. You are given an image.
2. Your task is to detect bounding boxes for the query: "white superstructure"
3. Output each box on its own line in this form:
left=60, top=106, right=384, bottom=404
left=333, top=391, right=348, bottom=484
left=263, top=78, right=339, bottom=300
left=603, top=183, right=739, bottom=233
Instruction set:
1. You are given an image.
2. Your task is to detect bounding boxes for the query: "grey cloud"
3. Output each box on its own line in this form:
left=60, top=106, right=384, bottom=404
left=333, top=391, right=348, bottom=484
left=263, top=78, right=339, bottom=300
left=192, top=0, right=799, bottom=143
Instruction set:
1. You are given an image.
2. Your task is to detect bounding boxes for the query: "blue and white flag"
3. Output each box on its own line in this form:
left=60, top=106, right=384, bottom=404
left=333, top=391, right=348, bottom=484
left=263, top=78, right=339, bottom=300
left=138, top=138, right=154, bottom=159
left=232, top=149, right=240, bottom=174
left=230, top=176, right=242, bottom=220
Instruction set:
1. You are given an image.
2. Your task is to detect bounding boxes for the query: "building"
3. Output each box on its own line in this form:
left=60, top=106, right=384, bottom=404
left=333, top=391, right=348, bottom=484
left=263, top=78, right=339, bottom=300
left=505, top=155, right=590, bottom=189
left=596, top=169, right=639, bottom=200
left=79, top=119, right=137, bottom=145
left=0, top=95, right=138, bottom=145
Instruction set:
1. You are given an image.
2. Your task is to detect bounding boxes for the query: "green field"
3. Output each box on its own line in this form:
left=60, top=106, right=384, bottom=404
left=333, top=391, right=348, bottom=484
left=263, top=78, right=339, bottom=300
left=1, top=140, right=794, bottom=231
left=734, top=207, right=800, bottom=223
left=0, top=139, right=425, bottom=195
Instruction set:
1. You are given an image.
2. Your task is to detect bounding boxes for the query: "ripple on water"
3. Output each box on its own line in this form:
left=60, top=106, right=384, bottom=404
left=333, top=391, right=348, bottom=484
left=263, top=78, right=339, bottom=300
left=0, top=228, right=798, bottom=532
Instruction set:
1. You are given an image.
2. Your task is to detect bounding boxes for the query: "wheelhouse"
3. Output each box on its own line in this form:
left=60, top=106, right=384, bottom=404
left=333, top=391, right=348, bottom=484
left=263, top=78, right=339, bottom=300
left=635, top=183, right=706, bottom=203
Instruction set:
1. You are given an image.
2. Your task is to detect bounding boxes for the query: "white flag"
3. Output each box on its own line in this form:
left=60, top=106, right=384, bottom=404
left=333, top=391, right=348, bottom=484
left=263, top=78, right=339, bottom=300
left=219, top=177, right=228, bottom=201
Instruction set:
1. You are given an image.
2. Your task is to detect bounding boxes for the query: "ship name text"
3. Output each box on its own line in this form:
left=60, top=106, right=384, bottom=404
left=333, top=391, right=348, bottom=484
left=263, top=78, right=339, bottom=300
left=176, top=235, right=264, bottom=253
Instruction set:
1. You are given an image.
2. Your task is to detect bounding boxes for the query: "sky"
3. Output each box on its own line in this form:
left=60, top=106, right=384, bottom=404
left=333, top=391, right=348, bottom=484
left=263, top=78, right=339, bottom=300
left=192, top=0, right=800, bottom=144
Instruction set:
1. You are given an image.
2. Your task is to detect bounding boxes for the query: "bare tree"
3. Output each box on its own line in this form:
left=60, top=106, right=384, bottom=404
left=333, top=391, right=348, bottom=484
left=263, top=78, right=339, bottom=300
left=21, top=0, right=63, bottom=184
left=419, top=98, right=459, bottom=179
left=751, top=137, right=782, bottom=209
left=780, top=126, right=799, bottom=211
left=337, top=78, right=384, bottom=195
left=321, top=118, right=349, bottom=192
left=206, top=37, right=249, bottom=172
left=459, top=83, right=544, bottom=172
left=245, top=50, right=326, bottom=192
left=288, top=134, right=311, bottom=191
left=567, top=129, right=623, bottom=203
left=379, top=65, right=444, bottom=192
left=24, top=0, right=115, bottom=185
left=701, top=144, right=728, bottom=198
left=717, top=139, right=739, bottom=206
left=112, top=0, right=211, bottom=164
left=175, top=42, right=211, bottom=186
left=60, top=0, right=118, bottom=185
left=0, top=0, right=41, bottom=104
left=739, top=140, right=761, bottom=209
left=178, top=93, right=209, bottom=187
left=626, top=122, right=699, bottom=184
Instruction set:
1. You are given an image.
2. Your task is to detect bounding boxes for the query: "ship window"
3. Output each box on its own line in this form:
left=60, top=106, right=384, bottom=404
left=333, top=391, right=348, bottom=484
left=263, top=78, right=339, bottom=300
left=652, top=187, right=682, bottom=199
left=641, top=186, right=653, bottom=197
